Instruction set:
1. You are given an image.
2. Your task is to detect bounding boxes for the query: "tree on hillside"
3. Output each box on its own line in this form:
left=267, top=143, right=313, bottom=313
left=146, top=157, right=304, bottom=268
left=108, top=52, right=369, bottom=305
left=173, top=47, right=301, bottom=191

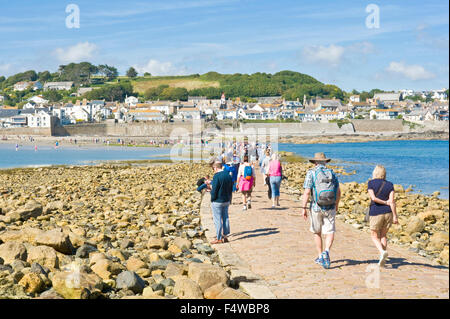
left=0, top=76, right=5, bottom=83
left=42, top=90, right=62, bottom=102
left=57, top=62, right=98, bottom=85
left=126, top=67, right=138, bottom=78
left=38, top=71, right=52, bottom=82
left=144, top=72, right=151, bottom=77
left=97, top=64, right=119, bottom=80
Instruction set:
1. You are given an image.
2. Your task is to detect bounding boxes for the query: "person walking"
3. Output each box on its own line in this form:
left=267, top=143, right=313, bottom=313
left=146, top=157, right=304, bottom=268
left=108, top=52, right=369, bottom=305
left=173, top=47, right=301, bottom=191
left=300, top=152, right=341, bottom=269
left=210, top=161, right=234, bottom=244
left=367, top=165, right=398, bottom=267
left=237, top=155, right=255, bottom=211
left=268, top=153, right=283, bottom=208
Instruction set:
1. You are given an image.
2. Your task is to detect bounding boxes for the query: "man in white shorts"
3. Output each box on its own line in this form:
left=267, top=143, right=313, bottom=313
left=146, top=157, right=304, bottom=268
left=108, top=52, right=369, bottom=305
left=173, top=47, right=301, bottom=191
left=301, top=152, right=341, bottom=269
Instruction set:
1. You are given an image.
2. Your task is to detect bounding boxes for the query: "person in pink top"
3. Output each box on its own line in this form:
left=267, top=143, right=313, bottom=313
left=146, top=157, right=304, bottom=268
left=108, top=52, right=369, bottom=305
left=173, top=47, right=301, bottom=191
left=268, top=153, right=283, bottom=208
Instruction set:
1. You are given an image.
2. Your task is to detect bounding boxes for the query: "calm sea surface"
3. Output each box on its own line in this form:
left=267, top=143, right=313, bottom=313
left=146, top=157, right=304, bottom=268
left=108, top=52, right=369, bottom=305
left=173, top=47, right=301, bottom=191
left=279, top=140, right=449, bottom=199
left=1, top=140, right=448, bottom=199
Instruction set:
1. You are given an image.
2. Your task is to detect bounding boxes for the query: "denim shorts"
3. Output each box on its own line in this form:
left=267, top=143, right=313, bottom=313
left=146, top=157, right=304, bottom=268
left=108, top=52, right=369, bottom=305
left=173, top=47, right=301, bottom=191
left=270, top=175, right=282, bottom=197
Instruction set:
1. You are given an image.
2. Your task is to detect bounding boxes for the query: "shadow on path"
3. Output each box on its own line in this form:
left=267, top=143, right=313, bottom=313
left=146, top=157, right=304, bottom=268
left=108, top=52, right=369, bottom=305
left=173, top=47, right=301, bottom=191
left=230, top=227, right=280, bottom=241
left=329, top=257, right=448, bottom=271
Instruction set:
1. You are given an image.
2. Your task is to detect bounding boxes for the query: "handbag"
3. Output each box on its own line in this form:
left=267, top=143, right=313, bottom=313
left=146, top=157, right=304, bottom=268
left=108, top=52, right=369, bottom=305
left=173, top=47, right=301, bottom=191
left=364, top=181, right=386, bottom=222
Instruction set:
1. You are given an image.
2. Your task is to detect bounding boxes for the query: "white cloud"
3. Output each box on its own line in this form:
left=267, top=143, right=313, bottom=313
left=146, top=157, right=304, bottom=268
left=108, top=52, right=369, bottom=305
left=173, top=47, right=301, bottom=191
left=54, top=42, right=98, bottom=64
left=302, top=44, right=345, bottom=67
left=301, top=42, right=375, bottom=68
left=386, top=61, right=435, bottom=81
left=134, top=59, right=188, bottom=76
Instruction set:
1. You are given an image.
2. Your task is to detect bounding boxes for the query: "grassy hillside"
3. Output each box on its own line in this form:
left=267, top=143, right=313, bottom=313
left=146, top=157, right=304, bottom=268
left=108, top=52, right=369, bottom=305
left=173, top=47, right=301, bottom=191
left=132, top=77, right=220, bottom=94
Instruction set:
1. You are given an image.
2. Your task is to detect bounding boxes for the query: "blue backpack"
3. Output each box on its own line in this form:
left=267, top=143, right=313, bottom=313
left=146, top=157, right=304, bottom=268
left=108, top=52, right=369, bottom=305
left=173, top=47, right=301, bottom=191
left=244, top=165, right=253, bottom=180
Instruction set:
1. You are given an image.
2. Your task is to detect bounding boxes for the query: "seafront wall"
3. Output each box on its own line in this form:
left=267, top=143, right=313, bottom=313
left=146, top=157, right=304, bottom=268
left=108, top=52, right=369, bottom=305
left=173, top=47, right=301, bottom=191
left=0, top=127, right=52, bottom=136
left=0, top=119, right=447, bottom=137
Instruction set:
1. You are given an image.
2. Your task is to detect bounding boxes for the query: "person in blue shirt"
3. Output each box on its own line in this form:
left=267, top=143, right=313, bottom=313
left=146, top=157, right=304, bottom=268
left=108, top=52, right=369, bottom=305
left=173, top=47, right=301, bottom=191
left=367, top=165, right=398, bottom=267
left=210, top=161, right=234, bottom=244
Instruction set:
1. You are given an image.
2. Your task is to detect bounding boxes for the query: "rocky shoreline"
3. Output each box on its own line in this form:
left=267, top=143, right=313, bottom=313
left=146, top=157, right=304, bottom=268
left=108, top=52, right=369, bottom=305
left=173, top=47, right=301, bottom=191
left=0, top=163, right=249, bottom=299
left=283, top=161, right=449, bottom=266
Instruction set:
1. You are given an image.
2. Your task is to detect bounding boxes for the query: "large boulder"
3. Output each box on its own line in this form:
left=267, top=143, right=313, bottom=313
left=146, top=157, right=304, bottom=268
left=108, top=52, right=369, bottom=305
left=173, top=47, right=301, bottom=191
left=147, top=238, right=167, bottom=250
left=3, top=201, right=43, bottom=223
left=173, top=237, right=192, bottom=251
left=0, top=227, right=43, bottom=244
left=188, top=262, right=229, bottom=292
left=126, top=257, right=147, bottom=272
left=405, top=217, right=425, bottom=234
left=26, top=245, right=59, bottom=269
left=216, top=288, right=251, bottom=299
left=428, top=232, right=449, bottom=251
left=91, top=259, right=124, bottom=280
left=51, top=270, right=103, bottom=299
left=173, top=278, right=203, bottom=299
left=164, top=262, right=186, bottom=278
left=0, top=241, right=28, bottom=264
left=35, top=228, right=74, bottom=255
left=18, top=273, right=46, bottom=294
left=115, top=271, right=146, bottom=294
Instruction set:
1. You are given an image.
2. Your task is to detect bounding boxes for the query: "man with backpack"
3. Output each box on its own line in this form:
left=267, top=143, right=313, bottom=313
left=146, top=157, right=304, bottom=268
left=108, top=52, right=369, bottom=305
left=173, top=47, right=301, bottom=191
left=300, top=152, right=341, bottom=269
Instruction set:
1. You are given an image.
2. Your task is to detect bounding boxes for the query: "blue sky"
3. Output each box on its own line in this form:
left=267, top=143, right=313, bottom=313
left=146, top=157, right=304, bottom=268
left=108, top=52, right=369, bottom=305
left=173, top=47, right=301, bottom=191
left=0, top=0, right=448, bottom=91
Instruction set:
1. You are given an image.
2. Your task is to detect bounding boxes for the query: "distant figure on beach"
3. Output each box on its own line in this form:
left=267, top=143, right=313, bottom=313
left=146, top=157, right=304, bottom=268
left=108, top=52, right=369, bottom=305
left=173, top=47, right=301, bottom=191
left=210, top=161, right=233, bottom=244
left=268, top=153, right=283, bottom=208
left=301, top=152, right=341, bottom=269
left=35, top=144, right=37, bottom=152
left=367, top=165, right=398, bottom=267
left=237, top=155, right=255, bottom=211
left=261, top=149, right=272, bottom=197
left=55, top=141, right=59, bottom=149
left=15, top=143, right=19, bottom=151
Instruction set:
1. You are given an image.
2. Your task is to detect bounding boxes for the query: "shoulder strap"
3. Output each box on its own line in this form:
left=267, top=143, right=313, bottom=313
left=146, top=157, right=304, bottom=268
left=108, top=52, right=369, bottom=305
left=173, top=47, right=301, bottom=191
left=375, top=181, right=386, bottom=197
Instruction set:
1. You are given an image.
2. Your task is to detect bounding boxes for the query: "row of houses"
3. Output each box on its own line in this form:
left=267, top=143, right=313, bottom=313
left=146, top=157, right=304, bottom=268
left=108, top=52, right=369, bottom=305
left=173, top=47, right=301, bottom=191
left=13, top=81, right=75, bottom=92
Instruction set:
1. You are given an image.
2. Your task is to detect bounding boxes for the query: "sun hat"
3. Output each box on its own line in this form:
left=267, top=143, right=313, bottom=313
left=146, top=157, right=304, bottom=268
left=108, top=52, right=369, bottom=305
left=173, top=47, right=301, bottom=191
left=309, top=152, right=331, bottom=163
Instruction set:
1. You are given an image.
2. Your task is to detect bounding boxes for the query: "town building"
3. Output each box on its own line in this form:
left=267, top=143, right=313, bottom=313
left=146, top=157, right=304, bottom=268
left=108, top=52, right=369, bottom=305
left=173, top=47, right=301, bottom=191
left=44, top=82, right=74, bottom=91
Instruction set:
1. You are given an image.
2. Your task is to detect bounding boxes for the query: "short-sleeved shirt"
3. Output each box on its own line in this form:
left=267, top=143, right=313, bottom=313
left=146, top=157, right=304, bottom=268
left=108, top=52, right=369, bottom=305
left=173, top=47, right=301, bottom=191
left=303, top=164, right=339, bottom=212
left=368, top=179, right=394, bottom=216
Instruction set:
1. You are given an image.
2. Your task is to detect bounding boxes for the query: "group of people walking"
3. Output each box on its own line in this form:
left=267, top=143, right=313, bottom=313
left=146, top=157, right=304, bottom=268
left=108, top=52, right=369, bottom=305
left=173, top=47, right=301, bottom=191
left=199, top=144, right=398, bottom=269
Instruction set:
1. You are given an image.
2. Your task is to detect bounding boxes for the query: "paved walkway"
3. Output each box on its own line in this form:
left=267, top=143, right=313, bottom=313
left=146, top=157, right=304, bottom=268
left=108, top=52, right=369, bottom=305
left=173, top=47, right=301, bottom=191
left=202, top=169, right=449, bottom=299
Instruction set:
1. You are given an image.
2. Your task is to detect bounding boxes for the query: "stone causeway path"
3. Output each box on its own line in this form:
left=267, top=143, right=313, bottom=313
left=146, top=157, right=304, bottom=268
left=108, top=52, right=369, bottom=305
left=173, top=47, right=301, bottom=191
left=200, top=169, right=449, bottom=299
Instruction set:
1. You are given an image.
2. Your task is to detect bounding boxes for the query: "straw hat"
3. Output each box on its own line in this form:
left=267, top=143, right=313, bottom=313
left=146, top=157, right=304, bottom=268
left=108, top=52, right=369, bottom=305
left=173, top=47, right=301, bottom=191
left=309, top=152, right=331, bottom=163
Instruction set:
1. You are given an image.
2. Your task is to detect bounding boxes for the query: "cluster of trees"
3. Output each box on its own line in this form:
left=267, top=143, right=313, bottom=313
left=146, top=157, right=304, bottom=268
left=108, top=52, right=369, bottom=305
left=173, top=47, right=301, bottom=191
left=84, top=82, right=133, bottom=102
left=194, top=71, right=335, bottom=100
left=144, top=85, right=188, bottom=101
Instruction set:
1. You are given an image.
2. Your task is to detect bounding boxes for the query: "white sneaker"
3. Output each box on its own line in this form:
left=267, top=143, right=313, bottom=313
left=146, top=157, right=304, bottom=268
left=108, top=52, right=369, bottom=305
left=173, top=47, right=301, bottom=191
left=243, top=205, right=247, bottom=211
left=378, top=251, right=388, bottom=267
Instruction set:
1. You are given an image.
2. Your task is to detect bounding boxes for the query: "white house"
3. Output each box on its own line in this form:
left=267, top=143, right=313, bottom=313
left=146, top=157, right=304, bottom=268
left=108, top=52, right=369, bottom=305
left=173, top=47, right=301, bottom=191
left=373, top=93, right=401, bottom=103
left=315, top=110, right=340, bottom=122
left=28, top=95, right=49, bottom=106
left=295, top=110, right=317, bottom=122
left=64, top=105, right=90, bottom=123
left=26, top=110, right=53, bottom=128
left=52, top=108, right=70, bottom=125
left=174, top=107, right=202, bottom=120
left=404, top=110, right=425, bottom=123
left=349, top=95, right=360, bottom=103
left=432, top=89, right=448, bottom=102
left=216, top=109, right=238, bottom=120
left=125, top=96, right=139, bottom=107
left=128, top=109, right=166, bottom=122
left=238, top=109, right=262, bottom=120
left=44, top=82, right=74, bottom=91
left=14, top=81, right=32, bottom=91
left=369, top=109, right=399, bottom=120
left=23, top=101, right=37, bottom=110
